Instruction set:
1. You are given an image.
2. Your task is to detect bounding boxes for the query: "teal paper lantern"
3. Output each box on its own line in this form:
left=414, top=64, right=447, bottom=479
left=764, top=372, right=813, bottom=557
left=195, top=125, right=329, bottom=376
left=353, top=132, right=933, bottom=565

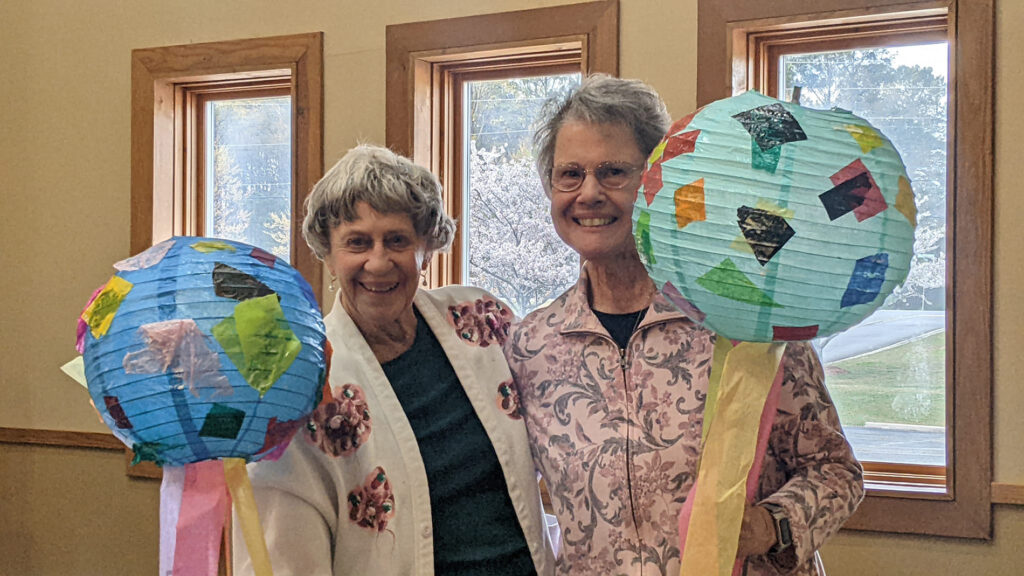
left=634, top=91, right=917, bottom=342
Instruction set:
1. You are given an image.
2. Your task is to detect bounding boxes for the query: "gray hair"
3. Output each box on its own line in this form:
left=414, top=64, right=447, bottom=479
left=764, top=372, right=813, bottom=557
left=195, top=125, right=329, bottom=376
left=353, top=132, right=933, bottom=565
left=533, top=74, right=671, bottom=194
left=302, top=144, right=456, bottom=260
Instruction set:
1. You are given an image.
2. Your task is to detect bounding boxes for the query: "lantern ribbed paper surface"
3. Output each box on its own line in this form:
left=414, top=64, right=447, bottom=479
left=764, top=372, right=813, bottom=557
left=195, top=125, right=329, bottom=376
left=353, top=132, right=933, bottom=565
left=635, top=90, right=917, bottom=342
left=78, top=237, right=326, bottom=467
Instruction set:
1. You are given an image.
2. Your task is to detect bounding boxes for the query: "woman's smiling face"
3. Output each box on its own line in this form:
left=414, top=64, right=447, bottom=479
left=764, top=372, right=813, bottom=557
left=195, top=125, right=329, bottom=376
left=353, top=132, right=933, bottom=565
left=326, top=201, right=427, bottom=327
left=549, top=121, right=646, bottom=265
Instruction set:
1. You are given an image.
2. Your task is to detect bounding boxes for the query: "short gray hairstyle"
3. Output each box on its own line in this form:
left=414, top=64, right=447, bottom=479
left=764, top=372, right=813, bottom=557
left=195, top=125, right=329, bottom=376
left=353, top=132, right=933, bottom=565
left=302, top=144, right=456, bottom=260
left=533, top=74, right=671, bottom=194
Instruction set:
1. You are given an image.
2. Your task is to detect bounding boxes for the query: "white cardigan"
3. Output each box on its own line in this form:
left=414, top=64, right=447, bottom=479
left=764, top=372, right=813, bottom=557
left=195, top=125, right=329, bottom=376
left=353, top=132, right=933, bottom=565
left=234, top=286, right=555, bottom=576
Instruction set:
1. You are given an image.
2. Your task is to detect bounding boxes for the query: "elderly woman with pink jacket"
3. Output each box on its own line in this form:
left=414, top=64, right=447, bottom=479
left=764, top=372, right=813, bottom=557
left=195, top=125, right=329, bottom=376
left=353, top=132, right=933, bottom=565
left=504, top=74, right=864, bottom=576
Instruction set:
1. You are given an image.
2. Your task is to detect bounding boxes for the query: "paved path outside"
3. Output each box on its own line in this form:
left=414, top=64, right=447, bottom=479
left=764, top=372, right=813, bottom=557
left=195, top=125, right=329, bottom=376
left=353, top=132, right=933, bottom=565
left=815, top=309, right=945, bottom=363
left=843, top=425, right=945, bottom=466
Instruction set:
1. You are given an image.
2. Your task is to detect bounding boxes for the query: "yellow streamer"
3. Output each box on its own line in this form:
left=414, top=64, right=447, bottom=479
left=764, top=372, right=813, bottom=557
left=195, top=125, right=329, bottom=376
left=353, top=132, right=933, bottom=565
left=700, top=336, right=734, bottom=449
left=680, top=342, right=786, bottom=576
left=224, top=458, right=273, bottom=576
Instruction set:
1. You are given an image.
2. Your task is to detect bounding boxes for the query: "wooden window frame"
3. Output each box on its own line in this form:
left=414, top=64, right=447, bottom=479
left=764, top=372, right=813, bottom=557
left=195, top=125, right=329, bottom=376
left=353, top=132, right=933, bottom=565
left=385, top=0, right=618, bottom=288
left=698, top=0, right=993, bottom=538
left=131, top=33, right=324, bottom=305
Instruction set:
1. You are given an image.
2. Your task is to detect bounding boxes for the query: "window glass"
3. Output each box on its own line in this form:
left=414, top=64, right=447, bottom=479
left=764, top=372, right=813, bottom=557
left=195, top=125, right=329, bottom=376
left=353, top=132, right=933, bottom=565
left=463, top=74, right=581, bottom=316
left=780, top=43, right=948, bottom=466
left=205, top=96, right=293, bottom=261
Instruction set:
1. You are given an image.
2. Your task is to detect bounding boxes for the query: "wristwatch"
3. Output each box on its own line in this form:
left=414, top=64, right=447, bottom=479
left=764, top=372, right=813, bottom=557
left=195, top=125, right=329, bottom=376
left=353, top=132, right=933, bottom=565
left=762, top=503, right=793, bottom=554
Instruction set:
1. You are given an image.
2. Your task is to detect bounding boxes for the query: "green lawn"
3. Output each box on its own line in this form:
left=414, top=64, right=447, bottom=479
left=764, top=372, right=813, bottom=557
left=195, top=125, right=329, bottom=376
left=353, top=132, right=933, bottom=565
left=824, top=331, right=946, bottom=427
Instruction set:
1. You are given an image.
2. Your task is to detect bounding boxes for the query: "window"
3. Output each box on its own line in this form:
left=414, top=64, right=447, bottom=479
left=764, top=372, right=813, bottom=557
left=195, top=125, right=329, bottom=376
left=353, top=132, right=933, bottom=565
left=461, top=73, right=582, bottom=316
left=128, top=33, right=324, bottom=477
left=131, top=33, right=324, bottom=302
left=386, top=0, right=617, bottom=308
left=699, top=1, right=993, bottom=538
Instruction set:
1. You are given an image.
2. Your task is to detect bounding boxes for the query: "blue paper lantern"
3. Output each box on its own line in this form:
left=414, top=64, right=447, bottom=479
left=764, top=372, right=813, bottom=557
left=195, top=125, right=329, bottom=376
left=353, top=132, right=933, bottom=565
left=634, top=91, right=917, bottom=342
left=78, top=237, right=326, bottom=466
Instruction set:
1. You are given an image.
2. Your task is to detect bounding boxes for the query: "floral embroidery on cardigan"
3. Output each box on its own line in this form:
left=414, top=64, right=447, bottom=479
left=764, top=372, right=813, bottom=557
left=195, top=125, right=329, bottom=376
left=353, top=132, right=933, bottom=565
left=448, top=297, right=514, bottom=347
left=497, top=379, right=522, bottom=419
left=306, top=383, right=372, bottom=456
left=348, top=466, right=396, bottom=532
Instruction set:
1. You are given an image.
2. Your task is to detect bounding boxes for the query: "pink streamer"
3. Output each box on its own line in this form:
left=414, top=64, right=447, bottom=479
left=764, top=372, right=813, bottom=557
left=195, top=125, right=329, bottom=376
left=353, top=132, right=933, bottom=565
left=173, top=460, right=230, bottom=576
left=677, top=357, right=786, bottom=575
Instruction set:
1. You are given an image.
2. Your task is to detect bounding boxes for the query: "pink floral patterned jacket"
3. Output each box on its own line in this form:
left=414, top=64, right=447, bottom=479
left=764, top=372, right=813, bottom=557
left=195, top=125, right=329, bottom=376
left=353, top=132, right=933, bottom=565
left=504, top=267, right=863, bottom=576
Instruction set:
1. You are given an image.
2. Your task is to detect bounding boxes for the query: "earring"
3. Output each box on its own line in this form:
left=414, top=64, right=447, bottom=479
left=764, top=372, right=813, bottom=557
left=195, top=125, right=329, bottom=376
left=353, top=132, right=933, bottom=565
left=329, top=275, right=337, bottom=292
left=419, top=269, right=428, bottom=287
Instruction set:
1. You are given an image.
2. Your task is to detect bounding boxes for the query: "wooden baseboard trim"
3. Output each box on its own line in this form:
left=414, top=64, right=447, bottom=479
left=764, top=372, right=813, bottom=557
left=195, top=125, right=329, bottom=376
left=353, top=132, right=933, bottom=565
left=0, top=427, right=123, bottom=451
left=992, top=482, right=1024, bottom=505
left=3, top=426, right=1023, bottom=506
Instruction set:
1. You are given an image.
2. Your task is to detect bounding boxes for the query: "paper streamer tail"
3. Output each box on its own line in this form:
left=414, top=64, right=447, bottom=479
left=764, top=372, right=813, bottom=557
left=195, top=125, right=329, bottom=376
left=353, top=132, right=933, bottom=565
left=160, top=466, right=186, bottom=576
left=173, top=460, right=230, bottom=576
left=161, top=459, right=274, bottom=576
left=224, top=458, right=274, bottom=576
left=678, top=341, right=786, bottom=576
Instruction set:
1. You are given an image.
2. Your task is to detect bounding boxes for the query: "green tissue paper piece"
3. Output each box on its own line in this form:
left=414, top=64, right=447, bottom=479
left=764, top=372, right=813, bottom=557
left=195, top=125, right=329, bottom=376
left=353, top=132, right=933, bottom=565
left=213, top=294, right=302, bottom=396
left=635, top=210, right=657, bottom=266
left=750, top=139, right=781, bottom=173
left=697, top=258, right=784, bottom=308
left=191, top=240, right=237, bottom=253
left=198, top=403, right=246, bottom=439
left=131, top=442, right=166, bottom=466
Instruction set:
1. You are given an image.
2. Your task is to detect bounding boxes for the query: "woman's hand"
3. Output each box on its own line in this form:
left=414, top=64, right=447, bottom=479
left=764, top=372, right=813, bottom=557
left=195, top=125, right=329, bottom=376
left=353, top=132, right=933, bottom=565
left=736, top=504, right=777, bottom=559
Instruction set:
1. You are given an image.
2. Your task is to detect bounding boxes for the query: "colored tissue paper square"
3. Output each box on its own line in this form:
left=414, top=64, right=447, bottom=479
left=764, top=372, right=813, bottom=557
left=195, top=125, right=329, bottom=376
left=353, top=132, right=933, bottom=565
left=198, top=403, right=247, bottom=439
left=841, top=253, right=889, bottom=308
left=213, top=294, right=302, bottom=396
left=737, top=206, right=794, bottom=266
left=697, top=259, right=783, bottom=308
left=250, top=247, right=278, bottom=268
left=732, top=103, right=807, bottom=151
left=122, top=319, right=232, bottom=398
left=675, top=179, right=707, bottom=229
left=82, top=276, right=133, bottom=338
left=213, top=263, right=276, bottom=302
left=104, top=395, right=133, bottom=429
left=190, top=240, right=236, bottom=253
left=114, top=239, right=175, bottom=272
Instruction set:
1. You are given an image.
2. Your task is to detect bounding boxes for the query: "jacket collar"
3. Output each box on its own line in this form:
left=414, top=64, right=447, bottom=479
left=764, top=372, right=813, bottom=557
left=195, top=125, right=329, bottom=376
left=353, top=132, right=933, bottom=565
left=560, top=263, right=694, bottom=336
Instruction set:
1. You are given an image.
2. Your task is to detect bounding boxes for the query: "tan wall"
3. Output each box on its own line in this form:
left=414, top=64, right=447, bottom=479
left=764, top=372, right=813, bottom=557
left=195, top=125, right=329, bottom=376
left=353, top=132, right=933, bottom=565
left=0, top=0, right=1020, bottom=574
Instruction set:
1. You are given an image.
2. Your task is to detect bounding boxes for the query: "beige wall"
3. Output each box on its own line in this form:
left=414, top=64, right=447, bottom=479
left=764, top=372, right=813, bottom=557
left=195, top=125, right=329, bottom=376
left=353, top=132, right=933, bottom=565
left=0, top=0, right=1019, bottom=573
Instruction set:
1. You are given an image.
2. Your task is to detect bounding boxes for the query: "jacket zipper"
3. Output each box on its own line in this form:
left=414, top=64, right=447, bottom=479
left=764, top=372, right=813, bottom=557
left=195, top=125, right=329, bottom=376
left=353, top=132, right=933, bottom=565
left=619, top=342, right=644, bottom=574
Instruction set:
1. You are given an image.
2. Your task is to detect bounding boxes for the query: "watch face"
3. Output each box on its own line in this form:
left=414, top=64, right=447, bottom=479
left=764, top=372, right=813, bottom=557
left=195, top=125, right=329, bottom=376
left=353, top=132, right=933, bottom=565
left=777, top=516, right=793, bottom=547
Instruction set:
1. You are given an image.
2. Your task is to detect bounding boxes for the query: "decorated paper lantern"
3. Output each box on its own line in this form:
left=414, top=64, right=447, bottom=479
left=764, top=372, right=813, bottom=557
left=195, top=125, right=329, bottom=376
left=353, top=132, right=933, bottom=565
left=635, top=90, right=917, bottom=342
left=632, top=91, right=917, bottom=576
left=74, top=236, right=327, bottom=576
left=78, top=236, right=326, bottom=466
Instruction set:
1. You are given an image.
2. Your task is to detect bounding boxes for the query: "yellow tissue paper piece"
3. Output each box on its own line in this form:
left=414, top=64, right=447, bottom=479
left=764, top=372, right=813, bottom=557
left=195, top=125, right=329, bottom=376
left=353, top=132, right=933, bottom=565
left=82, top=275, right=133, bottom=338
left=191, top=240, right=237, bottom=253
left=895, top=175, right=917, bottom=227
left=700, top=337, right=734, bottom=449
left=843, top=123, right=885, bottom=154
left=729, top=235, right=755, bottom=254
left=754, top=198, right=795, bottom=220
left=60, top=356, right=88, bottom=388
left=674, top=178, right=707, bottom=229
left=680, top=341, right=786, bottom=576
left=224, top=458, right=273, bottom=576
left=648, top=139, right=668, bottom=166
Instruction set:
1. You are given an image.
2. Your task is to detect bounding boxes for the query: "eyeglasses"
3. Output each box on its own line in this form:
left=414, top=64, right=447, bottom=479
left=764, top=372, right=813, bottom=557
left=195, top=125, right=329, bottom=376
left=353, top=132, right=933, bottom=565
left=550, top=161, right=643, bottom=193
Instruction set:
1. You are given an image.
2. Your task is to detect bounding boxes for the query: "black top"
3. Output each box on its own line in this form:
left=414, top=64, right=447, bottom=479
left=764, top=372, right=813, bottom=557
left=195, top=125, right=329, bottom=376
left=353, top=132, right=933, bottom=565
left=593, top=307, right=649, bottom=350
left=380, top=309, right=535, bottom=576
